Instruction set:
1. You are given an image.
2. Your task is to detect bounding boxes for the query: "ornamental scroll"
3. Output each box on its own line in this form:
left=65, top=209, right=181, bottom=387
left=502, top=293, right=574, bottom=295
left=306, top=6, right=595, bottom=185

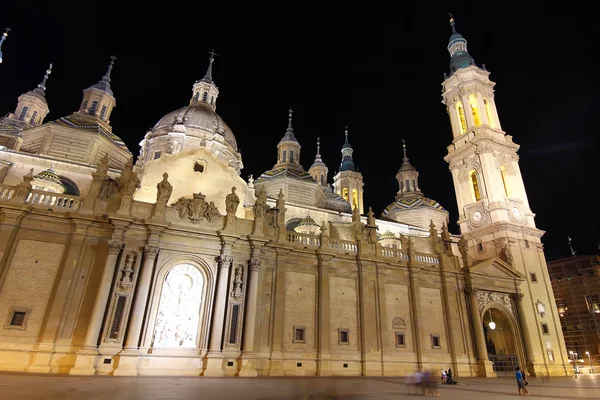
left=476, top=290, right=514, bottom=316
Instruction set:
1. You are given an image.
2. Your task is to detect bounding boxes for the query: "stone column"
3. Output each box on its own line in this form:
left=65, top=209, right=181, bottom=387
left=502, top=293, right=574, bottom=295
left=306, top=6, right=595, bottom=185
left=82, top=241, right=123, bottom=349
left=239, top=258, right=260, bottom=377
left=476, top=95, right=490, bottom=126
left=204, top=255, right=232, bottom=376
left=514, top=293, right=537, bottom=370
left=70, top=240, right=123, bottom=376
left=448, top=104, right=461, bottom=136
left=123, top=246, right=159, bottom=350
left=468, top=288, right=495, bottom=377
left=461, top=94, right=476, bottom=129
left=316, top=252, right=332, bottom=376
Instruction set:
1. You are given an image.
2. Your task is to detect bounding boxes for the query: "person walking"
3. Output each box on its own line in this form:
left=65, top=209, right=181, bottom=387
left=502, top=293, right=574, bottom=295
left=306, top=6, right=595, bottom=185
left=515, top=367, right=528, bottom=396
left=441, top=369, right=447, bottom=384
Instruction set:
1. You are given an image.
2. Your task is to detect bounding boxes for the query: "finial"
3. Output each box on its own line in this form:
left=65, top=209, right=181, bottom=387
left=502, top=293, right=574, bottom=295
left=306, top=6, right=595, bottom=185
left=316, top=137, right=321, bottom=155
left=36, top=63, right=53, bottom=92
left=0, top=28, right=10, bottom=64
left=449, top=12, right=456, bottom=33
left=287, top=107, right=293, bottom=131
left=102, top=55, right=117, bottom=82
left=567, top=236, right=576, bottom=257
left=204, top=49, right=218, bottom=81
left=402, top=139, right=409, bottom=162
left=344, top=125, right=348, bottom=141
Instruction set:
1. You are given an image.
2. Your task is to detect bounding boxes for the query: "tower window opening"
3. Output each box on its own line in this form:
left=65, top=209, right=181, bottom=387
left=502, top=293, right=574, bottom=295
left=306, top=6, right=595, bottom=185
left=500, top=166, right=509, bottom=196
left=342, top=188, right=349, bottom=201
left=469, top=170, right=481, bottom=201
left=82, top=100, right=88, bottom=110
left=282, top=151, right=286, bottom=162
left=352, top=189, right=358, bottom=210
left=406, top=180, right=410, bottom=192
left=468, top=94, right=481, bottom=127
left=456, top=102, right=467, bottom=134
left=210, top=96, right=214, bottom=105
left=194, top=92, right=200, bottom=101
left=412, top=179, right=416, bottom=191
left=290, top=150, right=294, bottom=163
left=400, top=181, right=404, bottom=191
left=19, top=106, right=29, bottom=121
left=100, top=105, right=108, bottom=120
left=89, top=100, right=98, bottom=116
left=320, top=175, right=324, bottom=185
left=202, top=92, right=208, bottom=102
left=484, top=98, right=494, bottom=128
left=29, top=110, right=38, bottom=125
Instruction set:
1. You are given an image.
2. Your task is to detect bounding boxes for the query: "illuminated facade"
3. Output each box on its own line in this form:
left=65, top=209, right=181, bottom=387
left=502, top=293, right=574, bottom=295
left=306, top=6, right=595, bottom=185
left=0, top=17, right=569, bottom=378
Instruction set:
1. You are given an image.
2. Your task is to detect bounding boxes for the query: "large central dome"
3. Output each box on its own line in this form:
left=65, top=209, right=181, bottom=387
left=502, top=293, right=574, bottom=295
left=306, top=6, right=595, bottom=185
left=153, top=104, right=237, bottom=151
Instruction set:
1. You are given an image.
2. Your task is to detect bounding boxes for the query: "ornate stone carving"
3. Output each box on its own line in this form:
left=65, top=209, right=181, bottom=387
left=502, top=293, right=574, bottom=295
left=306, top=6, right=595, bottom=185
left=171, top=192, right=221, bottom=223
left=217, top=255, right=233, bottom=268
left=536, top=299, right=546, bottom=318
left=98, top=177, right=119, bottom=200
left=231, top=265, right=243, bottom=298
left=143, top=245, right=159, bottom=259
left=225, top=187, right=240, bottom=215
left=248, top=258, right=261, bottom=272
left=151, top=264, right=203, bottom=348
left=122, top=173, right=141, bottom=196
left=253, top=186, right=269, bottom=219
left=108, top=241, right=124, bottom=255
left=458, top=235, right=471, bottom=267
left=499, top=243, right=514, bottom=266
left=476, top=290, right=514, bottom=315
left=156, top=172, right=173, bottom=203
left=441, top=223, right=452, bottom=255
left=119, top=252, right=136, bottom=288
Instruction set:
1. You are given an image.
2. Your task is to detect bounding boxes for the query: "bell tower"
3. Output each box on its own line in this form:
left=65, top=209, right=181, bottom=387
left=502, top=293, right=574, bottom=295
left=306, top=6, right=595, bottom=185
left=332, top=127, right=364, bottom=214
left=442, top=15, right=570, bottom=376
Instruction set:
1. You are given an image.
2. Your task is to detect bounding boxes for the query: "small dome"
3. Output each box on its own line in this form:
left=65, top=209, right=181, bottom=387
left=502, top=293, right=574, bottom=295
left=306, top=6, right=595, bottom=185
left=34, top=166, right=62, bottom=186
left=153, top=104, right=237, bottom=151
left=294, top=215, right=321, bottom=235
left=382, top=195, right=447, bottom=216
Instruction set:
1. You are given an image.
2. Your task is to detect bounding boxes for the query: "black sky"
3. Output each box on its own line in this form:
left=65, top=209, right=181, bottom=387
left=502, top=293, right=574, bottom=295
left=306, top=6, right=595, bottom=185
left=1, top=2, right=598, bottom=260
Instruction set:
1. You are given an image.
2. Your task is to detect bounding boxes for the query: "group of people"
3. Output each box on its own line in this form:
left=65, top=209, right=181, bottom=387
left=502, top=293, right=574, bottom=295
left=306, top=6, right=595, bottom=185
left=405, top=370, right=440, bottom=396
left=440, top=368, right=455, bottom=385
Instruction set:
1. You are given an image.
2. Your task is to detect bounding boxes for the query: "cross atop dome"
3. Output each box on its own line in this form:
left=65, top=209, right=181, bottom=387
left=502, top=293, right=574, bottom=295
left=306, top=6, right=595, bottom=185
left=203, top=49, right=218, bottom=83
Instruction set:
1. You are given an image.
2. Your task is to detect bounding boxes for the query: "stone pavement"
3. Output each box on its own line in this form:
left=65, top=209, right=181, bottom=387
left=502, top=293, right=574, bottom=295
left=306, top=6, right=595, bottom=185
left=0, top=373, right=599, bottom=399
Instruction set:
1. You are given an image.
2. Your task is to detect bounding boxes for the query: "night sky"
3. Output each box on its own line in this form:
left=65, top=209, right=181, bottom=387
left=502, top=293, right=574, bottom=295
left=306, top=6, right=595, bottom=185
left=1, top=2, right=598, bottom=261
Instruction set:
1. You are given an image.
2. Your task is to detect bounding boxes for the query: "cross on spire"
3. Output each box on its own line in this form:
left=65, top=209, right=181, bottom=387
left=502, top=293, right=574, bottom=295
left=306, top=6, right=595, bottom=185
left=36, top=63, right=53, bottom=93
left=287, top=107, right=294, bottom=131
left=402, top=138, right=409, bottom=161
left=204, top=49, right=218, bottom=82
left=448, top=13, right=456, bottom=33
left=102, top=55, right=116, bottom=82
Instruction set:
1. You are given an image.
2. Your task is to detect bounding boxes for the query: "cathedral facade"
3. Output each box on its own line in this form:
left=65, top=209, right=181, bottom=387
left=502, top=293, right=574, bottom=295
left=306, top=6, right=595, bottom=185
left=0, top=19, right=570, bottom=377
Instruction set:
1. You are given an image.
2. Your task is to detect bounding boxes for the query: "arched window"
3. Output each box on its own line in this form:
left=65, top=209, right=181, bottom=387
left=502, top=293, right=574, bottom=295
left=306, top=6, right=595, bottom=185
left=412, top=180, right=416, bottom=191
left=469, top=170, right=481, bottom=201
left=342, top=188, right=349, bottom=201
left=29, top=110, right=38, bottom=125
left=152, top=264, right=203, bottom=348
left=19, top=106, right=29, bottom=121
left=210, top=96, right=214, bottom=105
left=456, top=102, right=467, bottom=134
left=100, top=105, right=108, bottom=120
left=202, top=92, right=208, bottom=102
left=406, top=179, right=410, bottom=192
left=58, top=176, right=80, bottom=196
left=290, top=150, right=294, bottom=163
left=484, top=98, right=494, bottom=128
left=194, top=92, right=200, bottom=101
left=468, top=94, right=481, bottom=127
left=400, top=181, right=404, bottom=191
left=352, top=189, right=358, bottom=210
left=320, top=175, right=324, bottom=185
left=282, top=150, right=286, bottom=162
left=500, top=165, right=509, bottom=196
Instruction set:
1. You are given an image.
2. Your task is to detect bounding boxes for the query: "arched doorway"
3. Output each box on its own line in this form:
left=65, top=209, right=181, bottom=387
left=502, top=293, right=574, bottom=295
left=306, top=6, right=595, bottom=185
left=482, top=306, right=524, bottom=376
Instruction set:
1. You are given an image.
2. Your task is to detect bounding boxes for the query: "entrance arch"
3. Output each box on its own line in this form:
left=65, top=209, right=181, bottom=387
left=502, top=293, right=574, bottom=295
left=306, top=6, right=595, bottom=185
left=481, top=305, right=526, bottom=376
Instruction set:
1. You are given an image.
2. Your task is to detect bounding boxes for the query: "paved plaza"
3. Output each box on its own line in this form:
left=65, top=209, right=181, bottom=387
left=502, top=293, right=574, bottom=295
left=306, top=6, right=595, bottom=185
left=0, top=373, right=599, bottom=399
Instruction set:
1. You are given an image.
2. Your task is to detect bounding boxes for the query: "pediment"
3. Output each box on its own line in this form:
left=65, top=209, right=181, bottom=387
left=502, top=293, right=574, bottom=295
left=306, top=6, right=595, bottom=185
left=466, top=257, right=526, bottom=281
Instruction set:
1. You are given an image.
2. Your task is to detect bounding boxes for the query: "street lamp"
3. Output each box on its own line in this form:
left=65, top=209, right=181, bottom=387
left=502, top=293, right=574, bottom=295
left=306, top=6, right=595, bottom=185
left=569, top=351, right=578, bottom=378
left=585, top=351, right=594, bottom=374
left=488, top=309, right=496, bottom=330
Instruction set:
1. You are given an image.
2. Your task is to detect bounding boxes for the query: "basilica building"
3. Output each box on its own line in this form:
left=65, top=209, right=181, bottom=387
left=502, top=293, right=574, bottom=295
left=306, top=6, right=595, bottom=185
left=0, top=18, right=570, bottom=377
